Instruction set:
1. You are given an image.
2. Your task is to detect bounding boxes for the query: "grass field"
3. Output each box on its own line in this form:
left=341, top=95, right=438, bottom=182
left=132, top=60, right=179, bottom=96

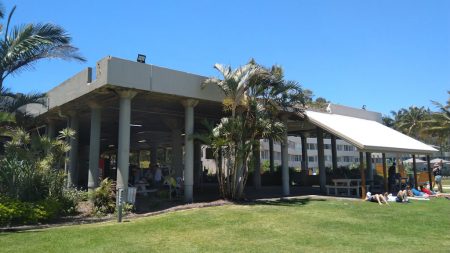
left=1, top=198, right=449, bottom=253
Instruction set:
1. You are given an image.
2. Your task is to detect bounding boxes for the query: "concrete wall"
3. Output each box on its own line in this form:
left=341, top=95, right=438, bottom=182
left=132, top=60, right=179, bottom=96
left=104, top=57, right=224, bottom=102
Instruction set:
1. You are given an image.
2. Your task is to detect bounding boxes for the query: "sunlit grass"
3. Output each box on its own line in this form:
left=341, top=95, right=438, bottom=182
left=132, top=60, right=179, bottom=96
left=1, top=198, right=449, bottom=253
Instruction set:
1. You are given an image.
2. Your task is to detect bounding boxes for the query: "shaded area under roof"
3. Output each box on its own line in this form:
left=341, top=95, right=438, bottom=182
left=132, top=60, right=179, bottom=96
left=306, top=110, right=438, bottom=154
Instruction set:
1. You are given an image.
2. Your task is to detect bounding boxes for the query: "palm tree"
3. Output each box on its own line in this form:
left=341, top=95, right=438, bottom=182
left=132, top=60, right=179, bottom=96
left=201, top=60, right=305, bottom=199
left=421, top=91, right=450, bottom=151
left=0, top=3, right=85, bottom=90
left=394, top=106, right=430, bottom=139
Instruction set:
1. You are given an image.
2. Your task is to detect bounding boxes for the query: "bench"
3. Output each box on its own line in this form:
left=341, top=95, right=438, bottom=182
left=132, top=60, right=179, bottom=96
left=326, top=185, right=362, bottom=197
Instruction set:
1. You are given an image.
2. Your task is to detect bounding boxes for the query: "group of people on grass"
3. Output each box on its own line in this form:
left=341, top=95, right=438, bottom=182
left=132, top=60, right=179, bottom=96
left=366, top=162, right=448, bottom=205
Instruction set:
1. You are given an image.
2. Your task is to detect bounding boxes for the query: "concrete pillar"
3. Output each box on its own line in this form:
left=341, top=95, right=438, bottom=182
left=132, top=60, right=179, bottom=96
left=300, top=133, right=308, bottom=172
left=68, top=112, right=79, bottom=187
left=116, top=90, right=137, bottom=196
left=182, top=99, right=198, bottom=203
left=171, top=128, right=183, bottom=177
left=317, top=128, right=326, bottom=194
left=253, top=141, right=261, bottom=189
left=269, top=138, right=274, bottom=173
left=331, top=135, right=338, bottom=170
left=47, top=119, right=56, bottom=139
left=366, top=152, right=373, bottom=190
left=281, top=116, right=290, bottom=196
left=88, top=103, right=102, bottom=190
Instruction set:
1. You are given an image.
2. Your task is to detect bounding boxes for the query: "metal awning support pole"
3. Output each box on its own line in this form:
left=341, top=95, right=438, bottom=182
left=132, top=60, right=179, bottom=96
left=412, top=154, right=418, bottom=188
left=359, top=152, right=366, bottom=199
left=427, top=155, right=432, bottom=190
left=382, top=153, right=388, bottom=192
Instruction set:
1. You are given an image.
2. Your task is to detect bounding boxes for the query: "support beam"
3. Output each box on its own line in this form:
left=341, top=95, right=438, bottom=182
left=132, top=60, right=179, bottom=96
left=412, top=154, right=418, bottom=188
left=68, top=112, right=79, bottom=187
left=427, top=155, right=433, bottom=190
left=331, top=135, right=338, bottom=170
left=253, top=141, right=261, bottom=189
left=88, top=103, right=102, bottom=190
left=269, top=137, right=274, bottom=173
left=382, top=153, right=388, bottom=192
left=300, top=133, right=308, bottom=173
left=359, top=152, right=366, bottom=198
left=116, top=90, right=137, bottom=197
left=317, top=128, right=326, bottom=194
left=281, top=116, right=290, bottom=196
left=182, top=99, right=198, bottom=203
left=47, top=119, right=56, bottom=139
left=366, top=152, right=373, bottom=190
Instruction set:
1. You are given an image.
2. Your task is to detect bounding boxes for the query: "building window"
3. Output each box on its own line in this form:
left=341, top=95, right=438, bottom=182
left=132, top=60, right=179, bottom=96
left=274, top=151, right=281, bottom=161
left=288, top=141, right=296, bottom=149
left=308, top=143, right=316, bottom=150
left=260, top=150, right=269, bottom=160
left=324, top=144, right=331, bottom=149
left=337, top=145, right=343, bottom=151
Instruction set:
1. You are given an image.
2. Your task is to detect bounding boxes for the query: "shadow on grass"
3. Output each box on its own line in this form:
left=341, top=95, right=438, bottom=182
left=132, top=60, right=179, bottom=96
left=240, top=197, right=326, bottom=207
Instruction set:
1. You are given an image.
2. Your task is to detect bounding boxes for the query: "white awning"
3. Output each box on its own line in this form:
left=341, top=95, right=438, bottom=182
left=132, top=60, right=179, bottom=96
left=306, top=110, right=438, bottom=154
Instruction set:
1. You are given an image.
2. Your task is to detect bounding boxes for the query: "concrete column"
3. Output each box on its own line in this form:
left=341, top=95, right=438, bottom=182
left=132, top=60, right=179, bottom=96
left=47, top=119, right=56, bottom=139
left=281, top=116, right=290, bottom=196
left=366, top=152, right=373, bottom=190
left=253, top=141, right=261, bottom=189
left=68, top=112, right=79, bottom=187
left=116, top=90, right=137, bottom=195
left=331, top=135, right=338, bottom=170
left=317, top=128, right=326, bottom=194
left=182, top=99, right=198, bottom=203
left=171, top=128, right=183, bottom=177
left=269, top=138, right=274, bottom=173
left=300, top=133, right=308, bottom=172
left=88, top=103, right=102, bottom=190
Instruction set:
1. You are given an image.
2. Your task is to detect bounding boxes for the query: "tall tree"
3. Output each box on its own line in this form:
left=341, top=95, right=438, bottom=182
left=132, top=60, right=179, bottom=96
left=0, top=3, right=85, bottom=90
left=201, top=60, right=305, bottom=200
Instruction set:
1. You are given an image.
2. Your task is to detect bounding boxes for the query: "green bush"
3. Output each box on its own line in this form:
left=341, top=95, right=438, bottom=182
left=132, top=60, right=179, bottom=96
left=0, top=195, right=62, bottom=226
left=91, top=178, right=116, bottom=215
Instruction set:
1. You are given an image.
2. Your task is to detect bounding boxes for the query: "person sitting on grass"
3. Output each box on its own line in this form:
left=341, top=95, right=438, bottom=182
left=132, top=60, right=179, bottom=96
left=365, top=192, right=389, bottom=205
left=420, top=185, right=450, bottom=198
left=395, top=190, right=409, bottom=203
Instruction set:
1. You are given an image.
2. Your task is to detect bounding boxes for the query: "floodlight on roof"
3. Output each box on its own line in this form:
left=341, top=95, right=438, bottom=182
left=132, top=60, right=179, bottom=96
left=137, top=54, right=146, bottom=63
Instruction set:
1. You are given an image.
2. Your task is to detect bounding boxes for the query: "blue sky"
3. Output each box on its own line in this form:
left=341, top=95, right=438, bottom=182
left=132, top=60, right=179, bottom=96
left=5, top=0, right=450, bottom=115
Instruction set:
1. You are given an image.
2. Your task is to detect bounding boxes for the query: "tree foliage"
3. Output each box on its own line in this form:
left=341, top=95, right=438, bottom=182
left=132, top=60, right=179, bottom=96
left=201, top=60, right=305, bottom=200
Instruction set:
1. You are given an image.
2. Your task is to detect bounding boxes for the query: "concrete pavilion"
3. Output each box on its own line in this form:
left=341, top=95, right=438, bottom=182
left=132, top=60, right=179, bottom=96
left=26, top=56, right=438, bottom=202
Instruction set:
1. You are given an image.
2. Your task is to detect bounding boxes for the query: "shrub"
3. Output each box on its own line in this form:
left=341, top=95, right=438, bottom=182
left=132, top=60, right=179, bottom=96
left=91, top=178, right=116, bottom=215
left=0, top=195, right=62, bottom=226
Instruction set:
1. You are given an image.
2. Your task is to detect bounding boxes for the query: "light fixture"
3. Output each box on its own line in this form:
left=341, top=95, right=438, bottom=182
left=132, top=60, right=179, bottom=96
left=130, top=124, right=143, bottom=127
left=137, top=54, right=146, bottom=63
left=108, top=144, right=115, bottom=148
left=138, top=139, right=147, bottom=143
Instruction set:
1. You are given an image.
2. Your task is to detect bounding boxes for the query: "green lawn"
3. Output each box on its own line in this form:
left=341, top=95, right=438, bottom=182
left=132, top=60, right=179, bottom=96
left=1, top=198, right=449, bottom=253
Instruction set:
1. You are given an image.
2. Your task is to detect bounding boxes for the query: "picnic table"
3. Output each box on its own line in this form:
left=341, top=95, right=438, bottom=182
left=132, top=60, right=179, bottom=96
left=326, top=179, right=369, bottom=198
left=134, top=182, right=158, bottom=196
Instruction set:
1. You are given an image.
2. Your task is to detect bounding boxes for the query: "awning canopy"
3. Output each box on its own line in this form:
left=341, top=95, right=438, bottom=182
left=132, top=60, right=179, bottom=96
left=306, top=110, right=438, bottom=154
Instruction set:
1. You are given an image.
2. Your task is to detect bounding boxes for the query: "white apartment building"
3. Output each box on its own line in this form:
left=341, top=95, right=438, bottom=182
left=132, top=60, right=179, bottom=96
left=259, top=137, right=360, bottom=170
